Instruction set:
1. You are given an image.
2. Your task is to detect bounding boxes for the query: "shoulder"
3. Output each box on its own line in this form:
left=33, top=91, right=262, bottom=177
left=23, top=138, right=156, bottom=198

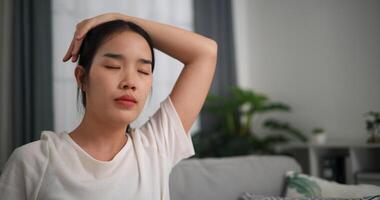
left=160, top=95, right=178, bottom=116
left=147, top=96, right=183, bottom=128
left=0, top=131, right=54, bottom=199
left=132, top=97, right=173, bottom=143
left=138, top=96, right=185, bottom=134
left=8, top=132, right=51, bottom=167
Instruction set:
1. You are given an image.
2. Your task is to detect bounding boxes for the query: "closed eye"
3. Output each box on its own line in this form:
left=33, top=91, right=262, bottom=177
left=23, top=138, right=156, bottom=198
left=138, top=70, right=150, bottom=75
left=105, top=65, right=121, bottom=69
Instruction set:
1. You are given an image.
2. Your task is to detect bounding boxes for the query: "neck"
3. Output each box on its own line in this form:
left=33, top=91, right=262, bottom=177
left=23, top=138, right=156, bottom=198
left=69, top=110, right=129, bottom=152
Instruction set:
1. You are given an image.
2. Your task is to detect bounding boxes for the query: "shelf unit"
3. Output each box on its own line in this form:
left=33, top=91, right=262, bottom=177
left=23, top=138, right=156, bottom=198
left=276, top=142, right=380, bottom=185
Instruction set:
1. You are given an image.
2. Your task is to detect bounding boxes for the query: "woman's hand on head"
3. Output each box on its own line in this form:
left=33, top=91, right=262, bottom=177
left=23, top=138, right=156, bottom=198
left=62, top=13, right=124, bottom=63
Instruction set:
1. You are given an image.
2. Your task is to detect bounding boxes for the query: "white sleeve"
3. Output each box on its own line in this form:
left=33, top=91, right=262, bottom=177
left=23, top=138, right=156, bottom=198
left=0, top=141, right=48, bottom=200
left=139, top=96, right=195, bottom=168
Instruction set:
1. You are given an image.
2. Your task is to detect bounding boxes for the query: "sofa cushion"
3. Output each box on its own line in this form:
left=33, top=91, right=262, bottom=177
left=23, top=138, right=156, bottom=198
left=169, top=155, right=301, bottom=200
left=285, top=171, right=380, bottom=198
left=237, top=192, right=380, bottom=200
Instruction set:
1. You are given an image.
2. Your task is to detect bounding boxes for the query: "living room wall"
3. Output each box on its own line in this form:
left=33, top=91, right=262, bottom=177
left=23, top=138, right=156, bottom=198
left=232, top=0, right=380, bottom=142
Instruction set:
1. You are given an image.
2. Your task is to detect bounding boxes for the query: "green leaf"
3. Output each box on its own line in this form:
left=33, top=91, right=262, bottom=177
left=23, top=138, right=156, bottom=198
left=263, top=119, right=308, bottom=142
left=192, top=86, right=308, bottom=158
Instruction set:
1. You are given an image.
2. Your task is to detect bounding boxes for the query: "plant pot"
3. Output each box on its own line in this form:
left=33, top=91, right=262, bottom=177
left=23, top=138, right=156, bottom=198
left=311, top=133, right=326, bottom=145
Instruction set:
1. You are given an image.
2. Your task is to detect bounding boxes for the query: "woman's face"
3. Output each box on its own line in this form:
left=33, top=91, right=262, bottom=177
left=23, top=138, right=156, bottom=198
left=82, top=31, right=153, bottom=125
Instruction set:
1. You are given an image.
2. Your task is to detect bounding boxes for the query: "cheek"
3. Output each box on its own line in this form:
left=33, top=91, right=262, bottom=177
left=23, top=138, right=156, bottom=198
left=135, top=79, right=152, bottom=107
left=87, top=71, right=117, bottom=98
left=140, top=78, right=153, bottom=95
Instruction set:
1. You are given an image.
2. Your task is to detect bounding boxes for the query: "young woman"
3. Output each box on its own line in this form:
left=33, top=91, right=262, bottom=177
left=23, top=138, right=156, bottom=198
left=0, top=13, right=217, bottom=199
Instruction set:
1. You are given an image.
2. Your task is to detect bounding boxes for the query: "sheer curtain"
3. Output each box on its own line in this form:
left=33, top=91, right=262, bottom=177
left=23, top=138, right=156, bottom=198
left=52, top=0, right=198, bottom=133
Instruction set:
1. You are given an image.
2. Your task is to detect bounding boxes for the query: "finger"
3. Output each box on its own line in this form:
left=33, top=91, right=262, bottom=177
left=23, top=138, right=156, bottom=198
left=71, top=38, right=84, bottom=62
left=75, top=22, right=86, bottom=39
left=64, top=25, right=88, bottom=62
left=62, top=37, right=75, bottom=62
left=75, top=20, right=94, bottom=39
left=71, top=55, right=77, bottom=63
left=71, top=22, right=95, bottom=62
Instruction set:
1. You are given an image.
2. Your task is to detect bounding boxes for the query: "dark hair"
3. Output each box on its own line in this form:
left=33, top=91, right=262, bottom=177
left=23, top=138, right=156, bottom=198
left=76, top=20, right=155, bottom=132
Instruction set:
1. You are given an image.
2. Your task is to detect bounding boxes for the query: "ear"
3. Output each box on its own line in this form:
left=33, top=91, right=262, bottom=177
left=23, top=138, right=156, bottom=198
left=74, top=65, right=87, bottom=91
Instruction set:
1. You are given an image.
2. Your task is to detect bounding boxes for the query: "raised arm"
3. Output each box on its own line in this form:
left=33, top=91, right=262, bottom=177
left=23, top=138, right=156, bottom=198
left=63, top=13, right=217, bottom=134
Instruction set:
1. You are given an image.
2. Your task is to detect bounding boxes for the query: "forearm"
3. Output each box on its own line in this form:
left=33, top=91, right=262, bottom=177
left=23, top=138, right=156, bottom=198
left=114, top=13, right=217, bottom=65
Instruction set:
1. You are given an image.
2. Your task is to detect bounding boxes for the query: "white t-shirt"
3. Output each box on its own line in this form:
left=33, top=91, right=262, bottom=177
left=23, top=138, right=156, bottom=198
left=0, top=97, right=195, bottom=200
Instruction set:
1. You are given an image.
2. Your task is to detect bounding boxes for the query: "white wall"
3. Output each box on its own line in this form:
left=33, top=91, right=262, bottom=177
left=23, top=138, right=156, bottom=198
left=233, top=0, right=380, bottom=143
left=52, top=0, right=198, bottom=133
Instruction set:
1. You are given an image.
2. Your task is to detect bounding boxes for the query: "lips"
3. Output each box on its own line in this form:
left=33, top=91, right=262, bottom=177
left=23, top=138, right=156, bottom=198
left=114, top=95, right=137, bottom=108
left=114, top=95, right=137, bottom=103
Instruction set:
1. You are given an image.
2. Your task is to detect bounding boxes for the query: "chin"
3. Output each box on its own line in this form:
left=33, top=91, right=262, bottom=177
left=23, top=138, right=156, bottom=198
left=107, top=105, right=141, bottom=124
left=114, top=113, right=137, bottom=124
left=107, top=117, right=133, bottom=127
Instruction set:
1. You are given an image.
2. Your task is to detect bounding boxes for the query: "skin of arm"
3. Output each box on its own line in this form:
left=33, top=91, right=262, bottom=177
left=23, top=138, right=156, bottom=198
left=63, top=13, right=218, bottom=134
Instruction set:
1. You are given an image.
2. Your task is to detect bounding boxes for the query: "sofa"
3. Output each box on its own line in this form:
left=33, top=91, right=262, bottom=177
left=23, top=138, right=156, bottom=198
left=169, top=155, right=301, bottom=200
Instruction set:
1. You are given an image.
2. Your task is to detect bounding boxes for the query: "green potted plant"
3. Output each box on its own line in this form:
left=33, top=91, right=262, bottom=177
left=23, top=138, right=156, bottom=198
left=310, top=127, right=326, bottom=144
left=192, top=86, right=308, bottom=158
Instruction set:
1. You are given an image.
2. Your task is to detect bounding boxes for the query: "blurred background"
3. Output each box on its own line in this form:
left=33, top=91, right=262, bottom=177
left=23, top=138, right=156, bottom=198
left=1, top=0, right=380, bottom=187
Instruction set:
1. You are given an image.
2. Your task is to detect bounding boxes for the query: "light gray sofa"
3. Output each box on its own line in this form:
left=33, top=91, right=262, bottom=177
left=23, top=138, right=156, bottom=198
left=169, top=155, right=301, bottom=200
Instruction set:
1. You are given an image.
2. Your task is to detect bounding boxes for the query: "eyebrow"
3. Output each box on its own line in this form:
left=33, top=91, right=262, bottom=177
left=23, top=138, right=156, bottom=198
left=103, top=53, right=124, bottom=61
left=103, top=53, right=152, bottom=64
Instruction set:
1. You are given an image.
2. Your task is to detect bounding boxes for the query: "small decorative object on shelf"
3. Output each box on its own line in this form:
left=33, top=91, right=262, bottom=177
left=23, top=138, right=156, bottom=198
left=311, top=127, right=326, bottom=144
left=364, top=111, right=380, bottom=144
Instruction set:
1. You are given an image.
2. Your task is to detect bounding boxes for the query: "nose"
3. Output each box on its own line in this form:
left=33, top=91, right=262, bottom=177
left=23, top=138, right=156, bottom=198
left=119, top=72, right=136, bottom=91
left=119, top=80, right=136, bottom=90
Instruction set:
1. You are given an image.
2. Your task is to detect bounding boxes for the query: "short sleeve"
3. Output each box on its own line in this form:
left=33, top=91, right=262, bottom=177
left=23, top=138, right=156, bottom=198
left=0, top=141, right=48, bottom=200
left=139, top=96, right=195, bottom=168
left=0, top=149, right=27, bottom=199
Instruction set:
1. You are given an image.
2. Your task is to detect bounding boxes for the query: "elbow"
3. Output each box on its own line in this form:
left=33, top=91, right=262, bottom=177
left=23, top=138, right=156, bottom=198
left=187, top=38, right=217, bottom=65
left=208, top=39, right=218, bottom=60
left=202, top=39, right=218, bottom=63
